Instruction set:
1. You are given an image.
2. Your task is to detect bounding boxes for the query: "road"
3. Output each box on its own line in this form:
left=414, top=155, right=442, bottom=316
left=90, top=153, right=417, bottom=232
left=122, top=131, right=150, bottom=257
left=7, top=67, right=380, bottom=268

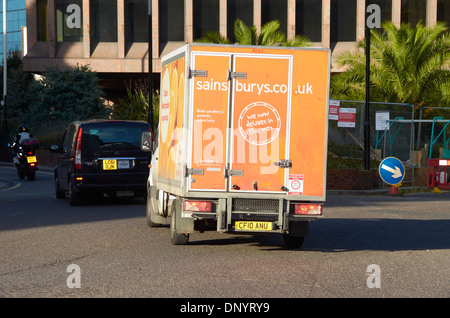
left=0, top=164, right=449, bottom=302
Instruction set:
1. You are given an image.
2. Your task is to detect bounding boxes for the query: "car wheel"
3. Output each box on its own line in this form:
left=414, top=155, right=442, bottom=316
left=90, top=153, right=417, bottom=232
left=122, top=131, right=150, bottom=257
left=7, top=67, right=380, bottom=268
left=68, top=180, right=82, bottom=206
left=55, top=175, right=65, bottom=199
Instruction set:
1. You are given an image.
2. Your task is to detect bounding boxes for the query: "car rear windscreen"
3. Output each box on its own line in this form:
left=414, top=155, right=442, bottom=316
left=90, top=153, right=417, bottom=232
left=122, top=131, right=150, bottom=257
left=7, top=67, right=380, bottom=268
left=82, top=124, right=148, bottom=156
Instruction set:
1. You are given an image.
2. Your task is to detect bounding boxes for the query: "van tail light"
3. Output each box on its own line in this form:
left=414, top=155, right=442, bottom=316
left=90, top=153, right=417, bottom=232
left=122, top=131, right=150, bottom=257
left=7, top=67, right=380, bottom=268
left=183, top=200, right=212, bottom=212
left=294, top=204, right=322, bottom=215
left=74, top=127, right=83, bottom=170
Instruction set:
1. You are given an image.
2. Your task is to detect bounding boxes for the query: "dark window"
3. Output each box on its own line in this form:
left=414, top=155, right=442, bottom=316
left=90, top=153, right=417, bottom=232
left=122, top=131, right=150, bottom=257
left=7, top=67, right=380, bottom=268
left=62, top=125, right=76, bottom=151
left=37, top=0, right=48, bottom=41
left=193, top=0, right=220, bottom=40
left=56, top=0, right=83, bottom=42
left=82, top=124, right=147, bottom=155
left=125, top=0, right=148, bottom=43
left=261, top=0, right=287, bottom=34
left=295, top=0, right=321, bottom=42
left=90, top=0, right=117, bottom=42
left=437, top=0, right=450, bottom=25
left=331, top=0, right=356, bottom=42
left=160, top=0, right=185, bottom=42
left=227, top=0, right=253, bottom=43
left=401, top=0, right=427, bottom=26
left=371, top=0, right=392, bottom=26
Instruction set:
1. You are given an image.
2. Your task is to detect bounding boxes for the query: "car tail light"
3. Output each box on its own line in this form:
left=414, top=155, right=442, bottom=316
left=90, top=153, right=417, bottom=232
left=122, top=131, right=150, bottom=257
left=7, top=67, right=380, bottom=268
left=294, top=204, right=322, bottom=215
left=148, top=126, right=154, bottom=142
left=75, top=127, right=83, bottom=170
left=183, top=200, right=213, bottom=212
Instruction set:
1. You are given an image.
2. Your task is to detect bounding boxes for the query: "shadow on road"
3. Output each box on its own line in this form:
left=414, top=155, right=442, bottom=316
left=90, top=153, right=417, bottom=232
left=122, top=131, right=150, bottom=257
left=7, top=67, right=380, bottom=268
left=186, top=218, right=450, bottom=252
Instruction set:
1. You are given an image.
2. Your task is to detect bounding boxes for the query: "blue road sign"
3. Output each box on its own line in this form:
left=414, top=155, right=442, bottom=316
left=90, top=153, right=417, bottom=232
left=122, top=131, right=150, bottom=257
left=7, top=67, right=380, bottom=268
left=379, top=157, right=405, bottom=185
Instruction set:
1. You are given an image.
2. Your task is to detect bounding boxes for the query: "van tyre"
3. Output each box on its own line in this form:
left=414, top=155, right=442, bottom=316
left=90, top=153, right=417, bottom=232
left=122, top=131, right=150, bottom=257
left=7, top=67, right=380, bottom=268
left=283, top=234, right=305, bottom=249
left=170, top=199, right=189, bottom=245
left=146, top=186, right=166, bottom=227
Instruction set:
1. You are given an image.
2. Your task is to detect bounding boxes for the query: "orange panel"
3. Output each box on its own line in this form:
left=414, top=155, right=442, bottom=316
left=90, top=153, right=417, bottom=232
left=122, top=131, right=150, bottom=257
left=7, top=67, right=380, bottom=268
left=159, top=56, right=185, bottom=182
left=230, top=55, right=291, bottom=192
left=289, top=50, right=329, bottom=197
left=190, top=54, right=231, bottom=190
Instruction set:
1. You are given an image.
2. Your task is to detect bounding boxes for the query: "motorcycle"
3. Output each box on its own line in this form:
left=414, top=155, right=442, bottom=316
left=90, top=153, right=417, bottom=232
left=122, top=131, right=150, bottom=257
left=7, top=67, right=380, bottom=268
left=10, top=138, right=40, bottom=181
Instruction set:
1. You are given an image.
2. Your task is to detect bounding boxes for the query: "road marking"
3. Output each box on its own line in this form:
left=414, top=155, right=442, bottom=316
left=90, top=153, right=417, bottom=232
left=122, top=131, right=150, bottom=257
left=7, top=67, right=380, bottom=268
left=0, top=182, right=21, bottom=192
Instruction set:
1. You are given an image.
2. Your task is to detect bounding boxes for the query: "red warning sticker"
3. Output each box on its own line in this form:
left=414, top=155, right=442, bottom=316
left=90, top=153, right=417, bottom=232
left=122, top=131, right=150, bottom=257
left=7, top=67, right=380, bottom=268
left=288, top=174, right=304, bottom=195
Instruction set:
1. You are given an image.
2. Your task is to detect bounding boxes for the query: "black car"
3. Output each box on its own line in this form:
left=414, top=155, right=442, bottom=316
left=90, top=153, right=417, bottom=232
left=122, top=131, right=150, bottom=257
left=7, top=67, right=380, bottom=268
left=51, top=120, right=152, bottom=205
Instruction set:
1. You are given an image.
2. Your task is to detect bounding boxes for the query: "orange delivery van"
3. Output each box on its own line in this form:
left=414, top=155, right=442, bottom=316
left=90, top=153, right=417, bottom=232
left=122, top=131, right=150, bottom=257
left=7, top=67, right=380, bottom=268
left=146, top=43, right=331, bottom=248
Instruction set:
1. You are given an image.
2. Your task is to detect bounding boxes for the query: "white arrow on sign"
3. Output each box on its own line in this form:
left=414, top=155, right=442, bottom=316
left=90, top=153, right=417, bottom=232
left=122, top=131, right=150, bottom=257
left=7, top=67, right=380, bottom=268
left=381, top=164, right=402, bottom=179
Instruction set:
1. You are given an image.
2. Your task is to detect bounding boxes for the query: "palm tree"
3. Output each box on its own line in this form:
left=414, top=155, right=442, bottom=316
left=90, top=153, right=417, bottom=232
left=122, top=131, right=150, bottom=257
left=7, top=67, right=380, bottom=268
left=194, top=30, right=232, bottom=44
left=331, top=21, right=450, bottom=108
left=196, top=18, right=312, bottom=47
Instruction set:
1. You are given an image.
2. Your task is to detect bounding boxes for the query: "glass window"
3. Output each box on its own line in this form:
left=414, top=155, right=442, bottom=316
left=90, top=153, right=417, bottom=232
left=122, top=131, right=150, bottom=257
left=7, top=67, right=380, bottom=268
left=261, top=0, right=287, bottom=34
left=295, top=0, right=321, bottom=42
left=372, top=0, right=392, bottom=26
left=437, top=0, right=450, bottom=25
left=125, top=0, right=148, bottom=43
left=401, top=0, right=426, bottom=26
left=160, top=0, right=185, bottom=42
left=90, top=0, right=117, bottom=42
left=193, top=0, right=219, bottom=40
left=227, top=0, right=253, bottom=43
left=331, top=0, right=356, bottom=42
left=37, top=0, right=48, bottom=41
left=56, top=0, right=82, bottom=42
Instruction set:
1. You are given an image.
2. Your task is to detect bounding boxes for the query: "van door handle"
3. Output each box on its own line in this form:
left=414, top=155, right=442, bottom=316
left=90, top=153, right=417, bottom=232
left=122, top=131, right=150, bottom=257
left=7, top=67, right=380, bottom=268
left=273, top=159, right=292, bottom=168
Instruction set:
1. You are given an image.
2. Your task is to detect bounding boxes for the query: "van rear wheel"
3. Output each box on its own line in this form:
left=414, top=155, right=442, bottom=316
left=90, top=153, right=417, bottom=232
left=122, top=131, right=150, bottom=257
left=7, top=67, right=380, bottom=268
left=283, top=234, right=305, bottom=249
left=170, top=199, right=189, bottom=245
left=146, top=186, right=166, bottom=227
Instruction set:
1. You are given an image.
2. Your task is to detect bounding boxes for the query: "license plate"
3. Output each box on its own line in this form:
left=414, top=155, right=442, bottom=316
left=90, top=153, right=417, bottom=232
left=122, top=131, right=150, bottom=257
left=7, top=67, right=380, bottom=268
left=103, top=159, right=117, bottom=170
left=117, top=160, right=130, bottom=169
left=27, top=156, right=37, bottom=163
left=235, top=221, right=273, bottom=231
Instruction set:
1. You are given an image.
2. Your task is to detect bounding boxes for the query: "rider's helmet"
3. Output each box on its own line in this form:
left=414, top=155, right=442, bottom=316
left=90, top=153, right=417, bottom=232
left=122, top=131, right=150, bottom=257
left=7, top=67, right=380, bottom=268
left=19, top=123, right=28, bottom=133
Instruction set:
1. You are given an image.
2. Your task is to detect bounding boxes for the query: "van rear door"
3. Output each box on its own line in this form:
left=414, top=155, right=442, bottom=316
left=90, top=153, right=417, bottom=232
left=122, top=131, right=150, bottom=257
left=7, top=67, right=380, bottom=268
left=228, top=54, right=292, bottom=193
left=187, top=52, right=292, bottom=194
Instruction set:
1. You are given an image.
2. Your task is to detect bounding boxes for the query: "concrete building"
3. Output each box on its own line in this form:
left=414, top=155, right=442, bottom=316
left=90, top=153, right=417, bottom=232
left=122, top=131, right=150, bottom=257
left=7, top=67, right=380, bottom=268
left=21, top=0, right=450, bottom=100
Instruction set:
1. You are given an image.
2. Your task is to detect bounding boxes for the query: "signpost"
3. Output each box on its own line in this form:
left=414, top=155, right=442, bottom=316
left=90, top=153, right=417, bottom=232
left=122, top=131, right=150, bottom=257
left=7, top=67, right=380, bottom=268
left=379, top=156, right=405, bottom=194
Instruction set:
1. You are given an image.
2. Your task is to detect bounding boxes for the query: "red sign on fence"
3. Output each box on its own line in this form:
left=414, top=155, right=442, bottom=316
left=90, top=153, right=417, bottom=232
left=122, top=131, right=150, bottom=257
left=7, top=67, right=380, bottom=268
left=338, top=108, right=356, bottom=128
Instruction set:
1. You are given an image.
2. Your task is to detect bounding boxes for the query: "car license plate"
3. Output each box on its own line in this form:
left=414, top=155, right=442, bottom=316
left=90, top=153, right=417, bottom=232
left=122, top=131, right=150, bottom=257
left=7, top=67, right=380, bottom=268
left=235, top=221, right=273, bottom=231
left=27, top=156, right=37, bottom=163
left=103, top=159, right=117, bottom=170
left=117, top=160, right=130, bottom=169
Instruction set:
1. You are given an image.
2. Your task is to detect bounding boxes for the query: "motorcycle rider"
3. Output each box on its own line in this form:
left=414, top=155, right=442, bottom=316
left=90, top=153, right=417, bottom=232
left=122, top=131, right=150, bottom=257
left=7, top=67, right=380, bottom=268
left=11, top=124, right=33, bottom=165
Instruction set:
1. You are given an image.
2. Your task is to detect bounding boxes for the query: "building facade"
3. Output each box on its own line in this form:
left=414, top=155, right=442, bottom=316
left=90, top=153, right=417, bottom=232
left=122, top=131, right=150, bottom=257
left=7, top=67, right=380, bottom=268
left=0, top=0, right=27, bottom=60
left=22, top=0, right=450, bottom=98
